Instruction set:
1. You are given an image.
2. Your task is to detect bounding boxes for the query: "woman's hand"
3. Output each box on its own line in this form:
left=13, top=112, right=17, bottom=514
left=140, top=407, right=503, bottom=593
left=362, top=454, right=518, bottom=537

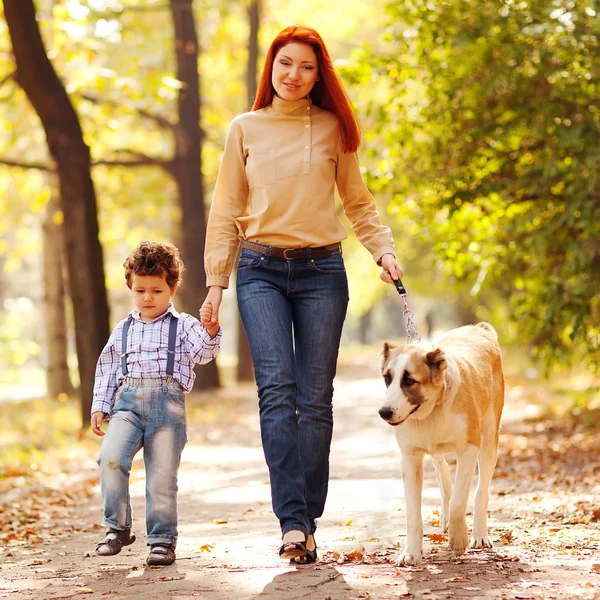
left=379, top=253, right=404, bottom=284
left=200, top=286, right=223, bottom=327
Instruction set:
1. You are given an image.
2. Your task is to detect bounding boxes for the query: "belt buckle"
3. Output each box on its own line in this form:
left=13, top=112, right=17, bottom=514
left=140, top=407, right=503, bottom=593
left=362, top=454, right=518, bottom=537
left=283, top=248, right=296, bottom=260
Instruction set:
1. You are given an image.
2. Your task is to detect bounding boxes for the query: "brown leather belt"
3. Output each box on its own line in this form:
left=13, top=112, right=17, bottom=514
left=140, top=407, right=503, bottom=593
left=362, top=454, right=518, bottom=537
left=240, top=240, right=341, bottom=260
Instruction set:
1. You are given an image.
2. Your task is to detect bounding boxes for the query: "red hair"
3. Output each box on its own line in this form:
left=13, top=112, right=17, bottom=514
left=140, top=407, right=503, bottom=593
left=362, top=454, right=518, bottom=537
left=252, top=25, right=361, bottom=153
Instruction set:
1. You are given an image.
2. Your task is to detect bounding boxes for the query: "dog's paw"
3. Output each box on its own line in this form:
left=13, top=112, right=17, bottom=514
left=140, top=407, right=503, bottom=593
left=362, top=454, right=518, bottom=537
left=395, top=552, right=422, bottom=566
left=469, top=535, right=494, bottom=549
left=449, top=518, right=469, bottom=557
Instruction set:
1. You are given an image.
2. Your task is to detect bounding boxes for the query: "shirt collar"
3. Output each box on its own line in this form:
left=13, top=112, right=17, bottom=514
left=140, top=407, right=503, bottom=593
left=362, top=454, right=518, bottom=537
left=130, top=302, right=180, bottom=323
left=270, top=94, right=312, bottom=115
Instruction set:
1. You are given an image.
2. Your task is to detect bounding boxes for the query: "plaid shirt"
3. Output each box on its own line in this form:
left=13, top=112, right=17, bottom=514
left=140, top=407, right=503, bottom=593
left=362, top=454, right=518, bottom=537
left=91, top=304, right=221, bottom=416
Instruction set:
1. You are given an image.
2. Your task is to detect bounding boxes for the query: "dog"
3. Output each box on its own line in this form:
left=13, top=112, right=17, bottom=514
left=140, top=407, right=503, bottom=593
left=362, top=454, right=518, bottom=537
left=378, top=322, right=504, bottom=566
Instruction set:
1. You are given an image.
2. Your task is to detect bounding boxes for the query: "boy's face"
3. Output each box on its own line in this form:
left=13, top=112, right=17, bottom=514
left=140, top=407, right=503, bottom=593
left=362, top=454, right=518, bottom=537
left=130, top=273, right=175, bottom=322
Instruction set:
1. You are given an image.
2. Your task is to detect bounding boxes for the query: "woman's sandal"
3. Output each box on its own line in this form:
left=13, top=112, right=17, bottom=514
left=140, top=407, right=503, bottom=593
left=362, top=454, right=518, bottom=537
left=291, top=535, right=317, bottom=564
left=96, top=527, right=136, bottom=556
left=278, top=539, right=307, bottom=560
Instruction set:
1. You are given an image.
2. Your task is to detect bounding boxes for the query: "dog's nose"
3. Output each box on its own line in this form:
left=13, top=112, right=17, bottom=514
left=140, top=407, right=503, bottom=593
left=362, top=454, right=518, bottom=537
left=379, top=407, right=393, bottom=421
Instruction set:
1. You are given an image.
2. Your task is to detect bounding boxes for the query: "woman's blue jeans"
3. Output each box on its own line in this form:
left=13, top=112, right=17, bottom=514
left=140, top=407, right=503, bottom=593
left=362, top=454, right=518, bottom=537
left=236, top=246, right=349, bottom=537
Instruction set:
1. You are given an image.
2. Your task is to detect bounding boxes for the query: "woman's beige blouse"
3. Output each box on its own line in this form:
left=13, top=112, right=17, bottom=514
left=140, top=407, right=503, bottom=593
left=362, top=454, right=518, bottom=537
left=204, top=95, right=395, bottom=288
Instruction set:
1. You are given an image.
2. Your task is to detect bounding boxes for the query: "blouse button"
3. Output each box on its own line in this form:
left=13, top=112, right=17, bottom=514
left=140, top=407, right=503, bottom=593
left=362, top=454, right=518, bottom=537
left=305, top=145, right=309, bottom=149
left=305, top=125, right=309, bottom=129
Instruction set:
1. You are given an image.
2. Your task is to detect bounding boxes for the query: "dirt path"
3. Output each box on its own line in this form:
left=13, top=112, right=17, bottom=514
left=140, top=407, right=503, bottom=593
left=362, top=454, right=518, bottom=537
left=1, top=356, right=599, bottom=599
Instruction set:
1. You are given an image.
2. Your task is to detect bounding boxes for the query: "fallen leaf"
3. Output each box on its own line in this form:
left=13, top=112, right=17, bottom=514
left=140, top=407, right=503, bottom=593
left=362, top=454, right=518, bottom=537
left=427, top=534, right=447, bottom=543
left=212, top=519, right=228, bottom=525
left=199, top=544, right=214, bottom=552
left=501, top=530, right=515, bottom=543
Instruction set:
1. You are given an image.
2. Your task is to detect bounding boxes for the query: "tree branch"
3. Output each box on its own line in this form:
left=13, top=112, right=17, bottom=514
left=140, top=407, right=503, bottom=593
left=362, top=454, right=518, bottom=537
left=0, top=158, right=50, bottom=170
left=83, top=2, right=172, bottom=17
left=77, top=92, right=175, bottom=132
left=0, top=152, right=173, bottom=171
left=94, top=150, right=173, bottom=172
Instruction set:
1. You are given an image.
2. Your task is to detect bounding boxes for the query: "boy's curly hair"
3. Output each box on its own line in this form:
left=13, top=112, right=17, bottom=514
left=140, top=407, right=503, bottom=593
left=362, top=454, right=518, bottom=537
left=123, top=241, right=184, bottom=290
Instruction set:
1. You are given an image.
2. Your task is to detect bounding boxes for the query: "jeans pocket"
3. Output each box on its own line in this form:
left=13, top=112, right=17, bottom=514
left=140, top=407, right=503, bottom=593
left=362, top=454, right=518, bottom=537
left=237, top=249, right=265, bottom=271
left=309, top=252, right=346, bottom=274
left=166, top=388, right=186, bottom=409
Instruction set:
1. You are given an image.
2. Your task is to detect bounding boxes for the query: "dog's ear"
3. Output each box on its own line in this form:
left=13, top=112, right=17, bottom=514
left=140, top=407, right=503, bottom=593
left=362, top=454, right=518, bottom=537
left=426, top=348, right=447, bottom=378
left=380, top=341, right=396, bottom=372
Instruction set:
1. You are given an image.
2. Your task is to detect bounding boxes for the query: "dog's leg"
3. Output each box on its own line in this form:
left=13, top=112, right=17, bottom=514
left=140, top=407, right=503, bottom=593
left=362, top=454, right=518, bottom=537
left=448, top=444, right=478, bottom=557
left=470, top=432, right=499, bottom=549
left=432, top=455, right=452, bottom=533
left=397, top=450, right=425, bottom=566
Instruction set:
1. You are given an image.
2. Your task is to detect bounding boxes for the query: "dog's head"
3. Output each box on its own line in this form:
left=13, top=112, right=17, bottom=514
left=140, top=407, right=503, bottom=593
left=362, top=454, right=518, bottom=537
left=378, top=342, right=447, bottom=426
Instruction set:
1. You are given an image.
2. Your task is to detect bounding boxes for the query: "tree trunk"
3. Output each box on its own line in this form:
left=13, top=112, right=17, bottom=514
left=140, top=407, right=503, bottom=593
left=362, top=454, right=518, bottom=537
left=170, top=0, right=219, bottom=389
left=236, top=0, right=261, bottom=382
left=42, top=186, right=75, bottom=398
left=359, top=308, right=372, bottom=345
left=246, top=0, right=260, bottom=110
left=5, top=0, right=110, bottom=427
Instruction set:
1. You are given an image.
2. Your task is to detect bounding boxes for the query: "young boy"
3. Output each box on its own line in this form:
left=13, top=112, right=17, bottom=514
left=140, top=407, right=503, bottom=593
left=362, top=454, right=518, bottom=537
left=91, top=240, right=221, bottom=566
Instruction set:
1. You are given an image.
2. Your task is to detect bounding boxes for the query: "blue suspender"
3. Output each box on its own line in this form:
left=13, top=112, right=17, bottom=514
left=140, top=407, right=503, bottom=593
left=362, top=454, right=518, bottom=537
left=120, top=314, right=178, bottom=378
left=166, top=315, right=178, bottom=377
left=121, top=316, right=132, bottom=376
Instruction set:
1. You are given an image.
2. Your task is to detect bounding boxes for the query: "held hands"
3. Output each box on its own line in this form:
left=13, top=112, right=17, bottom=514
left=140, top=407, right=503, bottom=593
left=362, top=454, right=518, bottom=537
left=379, top=253, right=404, bottom=284
left=91, top=411, right=106, bottom=437
left=200, top=290, right=222, bottom=338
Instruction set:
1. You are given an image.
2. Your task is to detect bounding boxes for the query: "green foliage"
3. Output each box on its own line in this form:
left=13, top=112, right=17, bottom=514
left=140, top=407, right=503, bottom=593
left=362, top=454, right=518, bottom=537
left=355, top=0, right=600, bottom=369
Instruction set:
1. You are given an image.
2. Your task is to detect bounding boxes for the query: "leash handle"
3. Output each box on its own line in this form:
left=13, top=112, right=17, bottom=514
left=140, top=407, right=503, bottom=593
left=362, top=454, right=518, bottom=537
left=394, top=278, right=407, bottom=296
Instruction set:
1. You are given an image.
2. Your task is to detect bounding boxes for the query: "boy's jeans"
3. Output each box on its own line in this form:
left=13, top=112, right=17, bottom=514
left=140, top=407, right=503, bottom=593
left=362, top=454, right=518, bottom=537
left=236, top=247, right=349, bottom=537
left=97, top=378, right=187, bottom=547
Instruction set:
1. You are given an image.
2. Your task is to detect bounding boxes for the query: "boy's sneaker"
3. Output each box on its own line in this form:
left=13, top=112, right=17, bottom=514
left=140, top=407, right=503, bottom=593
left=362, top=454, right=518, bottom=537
left=96, top=527, right=136, bottom=556
left=146, top=544, right=176, bottom=566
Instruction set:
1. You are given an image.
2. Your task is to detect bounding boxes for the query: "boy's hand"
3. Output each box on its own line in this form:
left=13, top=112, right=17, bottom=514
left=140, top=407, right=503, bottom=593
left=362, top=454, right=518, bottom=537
left=91, top=411, right=106, bottom=437
left=200, top=302, right=220, bottom=339
left=201, top=287, right=223, bottom=326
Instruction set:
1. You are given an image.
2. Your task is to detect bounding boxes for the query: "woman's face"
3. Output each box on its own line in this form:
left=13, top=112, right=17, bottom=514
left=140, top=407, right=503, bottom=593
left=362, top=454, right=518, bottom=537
left=272, top=42, right=319, bottom=101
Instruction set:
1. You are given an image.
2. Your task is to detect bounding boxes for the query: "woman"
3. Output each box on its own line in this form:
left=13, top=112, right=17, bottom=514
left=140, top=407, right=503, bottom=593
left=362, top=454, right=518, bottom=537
left=201, top=25, right=403, bottom=564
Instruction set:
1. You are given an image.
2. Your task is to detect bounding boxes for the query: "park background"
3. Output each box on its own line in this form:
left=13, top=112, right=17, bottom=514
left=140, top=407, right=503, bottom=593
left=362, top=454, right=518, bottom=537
left=0, top=2, right=599, bottom=591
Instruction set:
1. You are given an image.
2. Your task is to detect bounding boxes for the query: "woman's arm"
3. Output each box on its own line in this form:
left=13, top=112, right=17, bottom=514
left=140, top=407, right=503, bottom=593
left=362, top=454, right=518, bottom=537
left=205, top=118, right=249, bottom=290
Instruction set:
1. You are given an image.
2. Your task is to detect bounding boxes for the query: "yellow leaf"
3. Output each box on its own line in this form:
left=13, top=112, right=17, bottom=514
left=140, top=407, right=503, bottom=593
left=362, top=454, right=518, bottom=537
left=212, top=519, right=228, bottom=525
left=199, top=544, right=214, bottom=552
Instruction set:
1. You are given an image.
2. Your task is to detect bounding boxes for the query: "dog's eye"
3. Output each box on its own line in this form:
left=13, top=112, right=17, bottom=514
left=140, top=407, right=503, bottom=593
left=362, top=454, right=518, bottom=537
left=403, top=375, right=417, bottom=387
left=383, top=372, right=392, bottom=387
